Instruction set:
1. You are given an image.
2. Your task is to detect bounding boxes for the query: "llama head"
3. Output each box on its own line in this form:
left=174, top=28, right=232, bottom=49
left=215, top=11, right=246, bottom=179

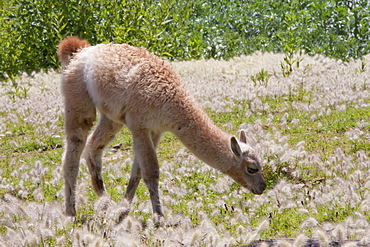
left=226, top=131, right=266, bottom=195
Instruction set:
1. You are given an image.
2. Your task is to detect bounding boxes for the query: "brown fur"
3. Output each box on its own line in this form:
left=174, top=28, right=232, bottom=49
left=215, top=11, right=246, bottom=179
left=57, top=36, right=266, bottom=218
left=57, top=36, right=91, bottom=68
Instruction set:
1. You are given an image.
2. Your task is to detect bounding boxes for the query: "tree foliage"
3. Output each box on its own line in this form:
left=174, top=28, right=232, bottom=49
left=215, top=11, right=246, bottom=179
left=1, top=0, right=369, bottom=80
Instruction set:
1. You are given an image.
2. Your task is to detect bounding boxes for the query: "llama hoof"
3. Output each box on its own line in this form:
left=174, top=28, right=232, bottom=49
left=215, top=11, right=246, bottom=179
left=66, top=207, right=76, bottom=217
left=153, top=213, right=165, bottom=228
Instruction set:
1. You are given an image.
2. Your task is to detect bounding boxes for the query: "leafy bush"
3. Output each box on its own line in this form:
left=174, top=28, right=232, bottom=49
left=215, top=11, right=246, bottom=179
left=0, top=0, right=369, bottom=81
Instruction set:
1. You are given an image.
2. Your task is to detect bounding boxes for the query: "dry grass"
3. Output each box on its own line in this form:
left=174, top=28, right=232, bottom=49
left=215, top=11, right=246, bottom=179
left=0, top=52, right=369, bottom=246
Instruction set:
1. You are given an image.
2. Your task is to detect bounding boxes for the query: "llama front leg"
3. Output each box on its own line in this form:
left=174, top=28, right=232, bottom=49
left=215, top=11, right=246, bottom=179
left=119, top=156, right=141, bottom=222
left=124, top=156, right=141, bottom=203
left=144, top=175, right=163, bottom=217
left=131, top=130, right=164, bottom=216
left=85, top=114, right=123, bottom=196
left=124, top=131, right=162, bottom=203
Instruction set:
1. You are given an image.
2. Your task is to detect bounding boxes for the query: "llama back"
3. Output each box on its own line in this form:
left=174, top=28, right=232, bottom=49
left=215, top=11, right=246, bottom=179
left=61, top=39, right=193, bottom=129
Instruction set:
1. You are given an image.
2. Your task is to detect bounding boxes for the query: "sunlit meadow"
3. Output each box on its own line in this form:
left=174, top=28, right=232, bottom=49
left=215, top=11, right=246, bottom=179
left=0, top=52, right=369, bottom=246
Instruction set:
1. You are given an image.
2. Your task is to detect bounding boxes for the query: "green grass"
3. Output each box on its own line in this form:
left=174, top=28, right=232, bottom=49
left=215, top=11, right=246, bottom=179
left=1, top=86, right=368, bottom=200
left=0, top=65, right=369, bottom=244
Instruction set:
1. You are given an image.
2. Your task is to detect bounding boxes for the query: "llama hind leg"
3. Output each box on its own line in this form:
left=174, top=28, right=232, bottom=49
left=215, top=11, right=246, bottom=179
left=85, top=114, right=123, bottom=196
left=63, top=108, right=96, bottom=216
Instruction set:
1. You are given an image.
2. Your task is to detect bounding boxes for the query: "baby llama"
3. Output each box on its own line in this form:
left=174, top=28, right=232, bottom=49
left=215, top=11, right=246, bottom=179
left=57, top=36, right=266, bottom=219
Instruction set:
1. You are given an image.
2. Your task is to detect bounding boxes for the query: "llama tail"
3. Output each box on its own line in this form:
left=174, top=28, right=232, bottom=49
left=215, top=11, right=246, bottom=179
left=57, top=36, right=91, bottom=68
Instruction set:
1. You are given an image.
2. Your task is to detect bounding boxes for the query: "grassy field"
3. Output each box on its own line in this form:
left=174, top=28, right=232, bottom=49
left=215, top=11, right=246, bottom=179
left=0, top=52, right=369, bottom=246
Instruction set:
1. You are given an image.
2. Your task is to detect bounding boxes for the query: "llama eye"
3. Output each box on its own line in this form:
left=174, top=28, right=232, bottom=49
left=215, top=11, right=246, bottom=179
left=246, top=167, right=259, bottom=174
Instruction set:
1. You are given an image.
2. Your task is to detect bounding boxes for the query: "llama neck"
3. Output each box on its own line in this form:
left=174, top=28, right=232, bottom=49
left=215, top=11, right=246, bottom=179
left=170, top=102, right=234, bottom=173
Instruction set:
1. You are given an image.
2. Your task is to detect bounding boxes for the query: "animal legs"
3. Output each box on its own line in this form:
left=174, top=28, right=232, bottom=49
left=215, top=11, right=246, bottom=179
left=85, top=114, right=123, bottom=196
left=63, top=99, right=96, bottom=216
left=124, top=156, right=141, bottom=203
left=124, top=130, right=163, bottom=216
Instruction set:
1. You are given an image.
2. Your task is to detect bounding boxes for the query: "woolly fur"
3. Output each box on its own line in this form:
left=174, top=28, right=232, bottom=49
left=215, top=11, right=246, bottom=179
left=57, top=36, right=266, bottom=217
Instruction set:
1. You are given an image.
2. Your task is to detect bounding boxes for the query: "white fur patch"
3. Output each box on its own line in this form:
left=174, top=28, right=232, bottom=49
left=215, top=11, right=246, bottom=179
left=81, top=46, right=100, bottom=104
left=238, top=141, right=254, bottom=153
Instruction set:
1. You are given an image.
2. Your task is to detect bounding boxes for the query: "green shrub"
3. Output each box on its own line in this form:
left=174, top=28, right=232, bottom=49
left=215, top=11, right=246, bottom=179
left=0, top=0, right=369, bottom=81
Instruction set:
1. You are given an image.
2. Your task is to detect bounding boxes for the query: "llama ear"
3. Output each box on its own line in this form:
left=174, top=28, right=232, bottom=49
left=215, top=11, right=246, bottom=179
left=240, top=130, right=247, bottom=143
left=230, top=136, right=242, bottom=156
